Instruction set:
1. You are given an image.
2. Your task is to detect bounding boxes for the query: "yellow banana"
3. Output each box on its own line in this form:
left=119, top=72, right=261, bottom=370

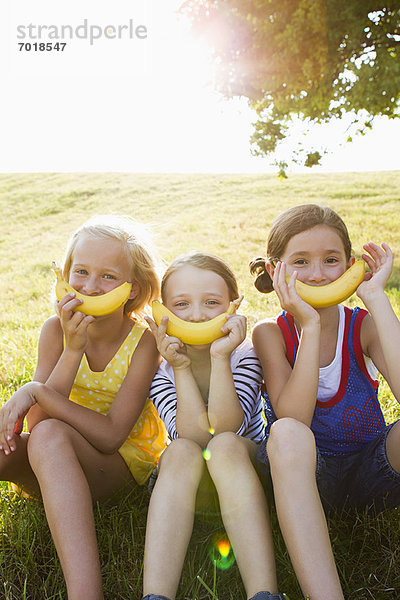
left=152, top=295, right=244, bottom=345
left=52, top=263, right=132, bottom=316
left=288, top=260, right=365, bottom=308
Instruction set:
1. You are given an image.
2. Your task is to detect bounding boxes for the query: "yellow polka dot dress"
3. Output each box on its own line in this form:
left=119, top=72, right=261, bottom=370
left=69, top=323, right=167, bottom=485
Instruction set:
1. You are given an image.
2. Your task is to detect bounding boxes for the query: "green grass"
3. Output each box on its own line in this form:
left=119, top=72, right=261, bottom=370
left=1, top=171, right=400, bottom=599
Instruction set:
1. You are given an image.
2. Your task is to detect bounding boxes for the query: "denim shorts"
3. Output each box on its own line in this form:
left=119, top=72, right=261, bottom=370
left=316, top=422, right=400, bottom=513
left=257, top=421, right=400, bottom=514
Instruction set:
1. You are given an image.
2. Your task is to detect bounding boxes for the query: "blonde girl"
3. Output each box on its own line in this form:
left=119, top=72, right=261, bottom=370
left=250, top=204, right=400, bottom=600
left=142, top=252, right=286, bottom=600
left=0, top=215, right=167, bottom=600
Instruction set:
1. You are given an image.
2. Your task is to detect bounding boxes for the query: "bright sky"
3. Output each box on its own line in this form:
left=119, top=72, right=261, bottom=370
left=0, top=0, right=398, bottom=174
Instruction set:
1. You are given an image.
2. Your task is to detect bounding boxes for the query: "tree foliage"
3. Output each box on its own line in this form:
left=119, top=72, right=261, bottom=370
left=181, top=0, right=400, bottom=171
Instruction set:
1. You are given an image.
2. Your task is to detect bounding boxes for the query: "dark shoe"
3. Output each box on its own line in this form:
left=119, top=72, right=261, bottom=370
left=249, top=593, right=288, bottom=600
left=142, top=595, right=173, bottom=600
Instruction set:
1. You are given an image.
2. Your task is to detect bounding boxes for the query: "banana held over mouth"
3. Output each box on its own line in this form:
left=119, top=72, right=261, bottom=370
left=152, top=295, right=244, bottom=345
left=52, top=263, right=132, bottom=316
left=288, top=260, right=365, bottom=308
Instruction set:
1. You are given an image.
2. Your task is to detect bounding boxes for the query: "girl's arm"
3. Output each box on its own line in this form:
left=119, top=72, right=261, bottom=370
left=170, top=315, right=247, bottom=443
left=173, top=365, right=212, bottom=446
left=1, top=330, right=159, bottom=455
left=253, top=262, right=321, bottom=426
left=358, top=243, right=400, bottom=401
left=207, top=314, right=246, bottom=434
left=253, top=320, right=320, bottom=426
left=146, top=316, right=210, bottom=446
left=27, top=295, right=94, bottom=430
left=27, top=316, right=64, bottom=430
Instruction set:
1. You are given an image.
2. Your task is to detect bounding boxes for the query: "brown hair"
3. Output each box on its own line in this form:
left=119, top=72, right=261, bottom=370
left=250, top=204, right=352, bottom=294
left=161, top=251, right=239, bottom=302
left=62, top=215, right=161, bottom=319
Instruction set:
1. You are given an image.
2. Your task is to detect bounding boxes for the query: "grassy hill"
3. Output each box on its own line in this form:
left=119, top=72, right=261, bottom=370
left=1, top=171, right=399, bottom=599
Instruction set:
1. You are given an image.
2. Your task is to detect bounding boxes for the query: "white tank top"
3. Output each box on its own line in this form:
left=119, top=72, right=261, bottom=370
left=305, top=305, right=377, bottom=401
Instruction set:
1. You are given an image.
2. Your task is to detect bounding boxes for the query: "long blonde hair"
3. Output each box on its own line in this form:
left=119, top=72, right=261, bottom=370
left=63, top=215, right=161, bottom=318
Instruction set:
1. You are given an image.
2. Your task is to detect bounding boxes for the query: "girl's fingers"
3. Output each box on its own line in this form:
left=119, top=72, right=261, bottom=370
left=69, top=310, right=89, bottom=326
left=362, top=242, right=393, bottom=274
left=273, top=262, right=297, bottom=307
left=286, top=270, right=299, bottom=294
left=6, top=408, right=20, bottom=450
left=168, top=342, right=181, bottom=354
left=0, top=413, right=13, bottom=454
left=75, top=314, right=95, bottom=330
left=223, top=314, right=246, bottom=331
left=58, top=292, right=76, bottom=307
left=59, top=296, right=83, bottom=315
left=156, top=316, right=169, bottom=338
left=363, top=242, right=391, bottom=263
left=145, top=315, right=185, bottom=358
left=272, top=262, right=285, bottom=295
left=361, top=253, right=376, bottom=272
left=145, top=316, right=171, bottom=340
left=381, top=242, right=392, bottom=256
left=0, top=441, right=11, bottom=455
left=144, top=316, right=157, bottom=333
left=163, top=336, right=184, bottom=353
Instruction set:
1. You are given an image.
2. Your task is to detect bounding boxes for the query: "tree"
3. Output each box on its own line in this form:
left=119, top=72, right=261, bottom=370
left=181, top=0, right=400, bottom=173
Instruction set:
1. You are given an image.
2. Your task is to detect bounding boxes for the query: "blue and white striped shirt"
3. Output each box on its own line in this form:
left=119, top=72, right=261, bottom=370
left=149, top=338, right=264, bottom=443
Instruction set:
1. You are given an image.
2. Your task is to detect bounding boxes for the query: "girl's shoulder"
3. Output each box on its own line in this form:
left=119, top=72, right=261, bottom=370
left=226, top=337, right=250, bottom=369
left=252, top=316, right=285, bottom=341
left=252, top=316, right=287, bottom=358
left=39, top=314, right=63, bottom=341
left=253, top=316, right=281, bottom=333
left=123, top=321, right=157, bottom=360
left=230, top=337, right=257, bottom=363
left=118, top=319, right=148, bottom=347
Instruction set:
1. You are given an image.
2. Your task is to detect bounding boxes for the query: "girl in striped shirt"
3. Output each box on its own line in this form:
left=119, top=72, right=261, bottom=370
left=142, top=252, right=286, bottom=600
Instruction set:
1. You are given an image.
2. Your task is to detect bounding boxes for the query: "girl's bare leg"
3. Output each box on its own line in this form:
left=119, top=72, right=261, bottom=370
left=206, top=432, right=278, bottom=599
left=267, top=418, right=344, bottom=600
left=143, top=438, right=205, bottom=599
left=27, top=419, right=135, bottom=600
left=0, top=432, right=40, bottom=495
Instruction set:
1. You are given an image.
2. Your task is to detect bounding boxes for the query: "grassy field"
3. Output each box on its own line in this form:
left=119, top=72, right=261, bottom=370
left=0, top=171, right=400, bottom=599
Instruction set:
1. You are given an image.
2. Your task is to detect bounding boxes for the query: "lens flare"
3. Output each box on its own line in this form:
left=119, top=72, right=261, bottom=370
left=208, top=533, right=235, bottom=570
left=217, top=539, right=230, bottom=558
left=209, top=427, right=215, bottom=435
left=203, top=449, right=211, bottom=461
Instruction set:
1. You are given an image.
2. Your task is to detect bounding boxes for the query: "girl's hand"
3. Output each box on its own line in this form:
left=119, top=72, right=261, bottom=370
left=210, top=314, right=247, bottom=359
left=145, top=316, right=191, bottom=370
left=357, top=243, right=393, bottom=305
left=273, top=261, right=320, bottom=327
left=58, top=293, right=95, bottom=352
left=0, top=383, right=38, bottom=454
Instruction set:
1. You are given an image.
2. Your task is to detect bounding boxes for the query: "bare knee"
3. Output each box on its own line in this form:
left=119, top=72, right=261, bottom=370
left=27, top=419, right=75, bottom=467
left=207, top=431, right=245, bottom=456
left=206, top=432, right=251, bottom=471
left=267, top=418, right=316, bottom=470
left=158, top=438, right=204, bottom=479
